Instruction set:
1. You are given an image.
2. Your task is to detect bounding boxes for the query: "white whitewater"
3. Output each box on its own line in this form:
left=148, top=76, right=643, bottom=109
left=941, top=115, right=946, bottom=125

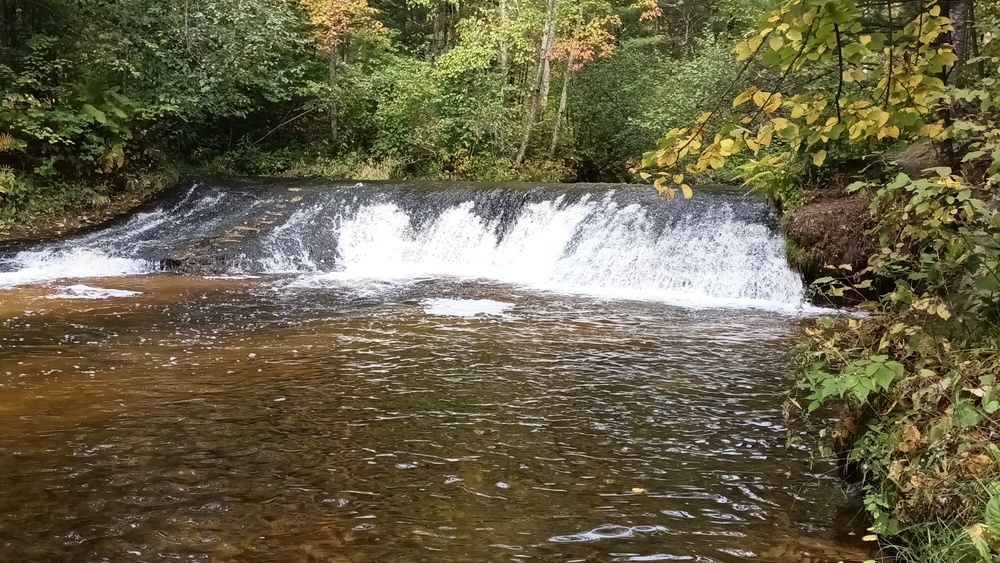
left=293, top=194, right=805, bottom=308
left=0, top=183, right=808, bottom=310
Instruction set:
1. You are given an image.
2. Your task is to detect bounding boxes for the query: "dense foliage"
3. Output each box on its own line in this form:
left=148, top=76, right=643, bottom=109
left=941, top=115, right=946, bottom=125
left=642, top=0, right=1000, bottom=560
left=0, top=0, right=765, bottom=227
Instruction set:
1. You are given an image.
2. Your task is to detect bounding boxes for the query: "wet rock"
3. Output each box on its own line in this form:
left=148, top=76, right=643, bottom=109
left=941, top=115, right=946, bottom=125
left=156, top=250, right=247, bottom=276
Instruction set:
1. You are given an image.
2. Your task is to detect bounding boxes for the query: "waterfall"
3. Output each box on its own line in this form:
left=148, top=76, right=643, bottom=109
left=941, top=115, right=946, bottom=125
left=0, top=180, right=807, bottom=309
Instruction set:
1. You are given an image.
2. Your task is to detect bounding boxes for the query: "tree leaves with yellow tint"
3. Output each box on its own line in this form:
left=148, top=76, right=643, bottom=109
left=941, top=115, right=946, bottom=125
left=680, top=184, right=693, bottom=199
left=718, top=139, right=736, bottom=156
left=921, top=120, right=947, bottom=140
left=762, top=94, right=782, bottom=114
left=733, top=88, right=756, bottom=108
left=877, top=126, right=900, bottom=140
left=756, top=123, right=774, bottom=147
left=653, top=176, right=666, bottom=192
left=812, top=150, right=827, bottom=167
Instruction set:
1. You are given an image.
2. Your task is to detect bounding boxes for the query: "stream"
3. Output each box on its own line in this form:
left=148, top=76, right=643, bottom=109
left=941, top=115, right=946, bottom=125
left=0, top=180, right=867, bottom=562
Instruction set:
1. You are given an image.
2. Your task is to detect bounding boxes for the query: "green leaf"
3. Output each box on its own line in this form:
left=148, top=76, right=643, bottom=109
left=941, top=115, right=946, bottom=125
left=81, top=104, right=107, bottom=125
left=953, top=400, right=983, bottom=429
left=986, top=484, right=1000, bottom=538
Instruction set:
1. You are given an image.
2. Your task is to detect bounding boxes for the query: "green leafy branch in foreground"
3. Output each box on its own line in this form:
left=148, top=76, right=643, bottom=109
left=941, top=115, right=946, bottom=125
left=641, top=0, right=1000, bottom=560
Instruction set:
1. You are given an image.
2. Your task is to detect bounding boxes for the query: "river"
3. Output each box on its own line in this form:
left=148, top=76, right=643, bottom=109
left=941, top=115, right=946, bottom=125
left=0, top=180, right=867, bottom=562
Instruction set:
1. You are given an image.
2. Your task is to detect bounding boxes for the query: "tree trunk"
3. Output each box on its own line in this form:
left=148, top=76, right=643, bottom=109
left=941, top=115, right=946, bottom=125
left=946, top=0, right=974, bottom=85
left=516, top=0, right=557, bottom=165
left=550, top=53, right=574, bottom=157
left=499, top=0, right=509, bottom=87
left=329, top=43, right=339, bottom=144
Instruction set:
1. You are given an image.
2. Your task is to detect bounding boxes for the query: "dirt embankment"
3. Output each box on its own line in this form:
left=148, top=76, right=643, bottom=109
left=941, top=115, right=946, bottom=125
left=0, top=195, right=151, bottom=247
left=783, top=143, right=942, bottom=293
left=785, top=192, right=874, bottom=282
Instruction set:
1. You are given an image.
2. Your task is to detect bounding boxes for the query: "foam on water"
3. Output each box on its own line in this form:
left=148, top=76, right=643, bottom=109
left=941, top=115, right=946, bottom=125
left=422, top=298, right=515, bottom=318
left=46, top=284, right=142, bottom=299
left=0, top=248, right=151, bottom=289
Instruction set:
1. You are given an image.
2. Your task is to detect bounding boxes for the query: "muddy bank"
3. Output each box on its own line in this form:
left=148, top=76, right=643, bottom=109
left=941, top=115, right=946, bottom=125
left=785, top=192, right=874, bottom=282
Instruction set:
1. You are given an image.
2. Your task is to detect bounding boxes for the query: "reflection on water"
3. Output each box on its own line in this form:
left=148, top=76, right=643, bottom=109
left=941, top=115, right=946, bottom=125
left=0, top=276, right=866, bottom=562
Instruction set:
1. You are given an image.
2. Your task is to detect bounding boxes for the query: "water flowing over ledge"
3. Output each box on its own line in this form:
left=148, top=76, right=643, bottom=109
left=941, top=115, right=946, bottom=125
left=0, top=179, right=810, bottom=311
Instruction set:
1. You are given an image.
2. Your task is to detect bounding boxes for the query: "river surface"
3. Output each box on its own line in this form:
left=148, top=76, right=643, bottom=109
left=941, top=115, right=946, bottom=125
left=0, top=181, right=866, bottom=562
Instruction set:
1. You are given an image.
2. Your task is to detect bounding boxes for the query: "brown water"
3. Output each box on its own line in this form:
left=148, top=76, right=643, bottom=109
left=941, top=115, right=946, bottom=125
left=0, top=275, right=866, bottom=562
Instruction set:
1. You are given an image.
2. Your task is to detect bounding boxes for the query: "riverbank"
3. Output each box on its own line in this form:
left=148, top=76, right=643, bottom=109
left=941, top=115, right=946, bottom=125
left=779, top=162, right=1000, bottom=562
left=0, top=169, right=178, bottom=246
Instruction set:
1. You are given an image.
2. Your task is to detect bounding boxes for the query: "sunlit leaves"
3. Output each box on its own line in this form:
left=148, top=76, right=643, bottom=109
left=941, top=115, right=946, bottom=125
left=297, top=0, right=384, bottom=51
left=640, top=0, right=965, bottom=199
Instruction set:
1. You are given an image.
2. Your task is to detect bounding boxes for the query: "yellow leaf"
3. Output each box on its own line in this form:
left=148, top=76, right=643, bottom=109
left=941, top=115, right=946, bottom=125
left=812, top=150, right=827, bottom=167
left=769, top=35, right=784, bottom=51
left=659, top=150, right=678, bottom=166
left=681, top=184, right=693, bottom=199
left=631, top=487, right=647, bottom=493
left=968, top=523, right=989, bottom=542
left=733, top=88, right=756, bottom=108
left=639, top=172, right=652, bottom=180
left=753, top=91, right=771, bottom=108
left=878, top=126, right=900, bottom=140
left=756, top=124, right=774, bottom=146
left=673, top=174, right=684, bottom=184
left=719, top=138, right=736, bottom=156
left=763, top=93, right=782, bottom=114
left=937, top=305, right=952, bottom=320
left=921, top=120, right=947, bottom=140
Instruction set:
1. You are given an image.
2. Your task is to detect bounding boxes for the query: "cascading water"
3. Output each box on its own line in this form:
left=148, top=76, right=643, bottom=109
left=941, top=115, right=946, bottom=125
left=0, top=181, right=870, bottom=562
left=0, top=179, right=807, bottom=309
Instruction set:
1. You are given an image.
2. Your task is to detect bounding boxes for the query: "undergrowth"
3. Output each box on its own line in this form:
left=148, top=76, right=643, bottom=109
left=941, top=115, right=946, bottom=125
left=788, top=164, right=1000, bottom=562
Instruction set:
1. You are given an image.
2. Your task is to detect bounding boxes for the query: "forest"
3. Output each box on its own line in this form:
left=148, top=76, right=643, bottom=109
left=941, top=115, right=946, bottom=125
left=0, top=0, right=763, bottom=225
left=4, top=0, right=1000, bottom=561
